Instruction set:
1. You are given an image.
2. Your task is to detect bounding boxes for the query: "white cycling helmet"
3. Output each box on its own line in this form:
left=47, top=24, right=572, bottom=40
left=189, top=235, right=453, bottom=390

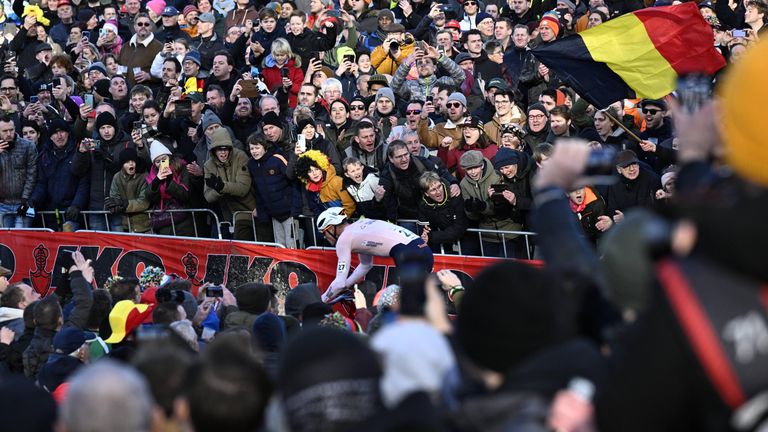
left=317, top=207, right=348, bottom=231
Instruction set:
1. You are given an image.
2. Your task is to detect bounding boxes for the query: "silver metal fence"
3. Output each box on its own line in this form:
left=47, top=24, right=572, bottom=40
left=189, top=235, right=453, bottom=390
left=28, top=209, right=222, bottom=239
left=228, top=211, right=306, bottom=247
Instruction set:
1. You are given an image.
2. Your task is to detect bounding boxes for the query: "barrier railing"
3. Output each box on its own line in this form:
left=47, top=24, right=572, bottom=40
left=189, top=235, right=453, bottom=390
left=229, top=211, right=306, bottom=247
left=395, top=219, right=537, bottom=259
left=28, top=209, right=222, bottom=239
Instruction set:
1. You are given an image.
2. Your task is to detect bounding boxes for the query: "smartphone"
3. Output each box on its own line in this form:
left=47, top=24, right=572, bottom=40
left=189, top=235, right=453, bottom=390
left=281, top=67, right=289, bottom=78
left=438, top=45, right=445, bottom=55
left=398, top=265, right=428, bottom=316
left=84, top=93, right=94, bottom=108
left=165, top=35, right=174, bottom=44
left=491, top=184, right=507, bottom=195
left=206, top=285, right=224, bottom=297
left=296, top=135, right=307, bottom=153
left=133, top=120, right=143, bottom=133
left=250, top=66, right=260, bottom=78
left=676, top=74, right=712, bottom=114
left=175, top=99, right=192, bottom=117
left=159, top=158, right=170, bottom=172
left=343, top=54, right=355, bottom=64
left=86, top=139, right=101, bottom=151
left=426, top=95, right=433, bottom=103
left=26, top=206, right=36, bottom=218
left=30, top=96, right=38, bottom=103
left=82, top=30, right=90, bottom=40
left=732, top=29, right=747, bottom=38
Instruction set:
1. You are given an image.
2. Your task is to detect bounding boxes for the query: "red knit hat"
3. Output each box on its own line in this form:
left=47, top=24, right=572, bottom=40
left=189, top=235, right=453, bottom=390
left=539, top=14, right=561, bottom=37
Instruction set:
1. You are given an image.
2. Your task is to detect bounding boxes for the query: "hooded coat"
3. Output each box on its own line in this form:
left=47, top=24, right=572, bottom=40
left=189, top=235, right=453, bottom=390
left=459, top=158, right=521, bottom=242
left=109, top=167, right=151, bottom=233
left=203, top=135, right=257, bottom=226
left=30, top=138, right=89, bottom=211
left=296, top=151, right=356, bottom=217
left=494, top=150, right=535, bottom=227
left=417, top=180, right=470, bottom=252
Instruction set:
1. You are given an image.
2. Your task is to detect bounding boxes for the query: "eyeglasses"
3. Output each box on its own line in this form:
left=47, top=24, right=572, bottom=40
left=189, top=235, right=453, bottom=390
left=494, top=99, right=510, bottom=105
left=406, top=109, right=422, bottom=115
left=392, top=153, right=410, bottom=160
left=529, top=114, right=546, bottom=119
left=350, top=105, right=366, bottom=111
left=427, top=184, right=443, bottom=194
left=324, top=90, right=342, bottom=96
left=0, top=87, right=16, bottom=92
left=643, top=109, right=662, bottom=115
left=136, top=21, right=152, bottom=27
left=447, top=102, right=463, bottom=109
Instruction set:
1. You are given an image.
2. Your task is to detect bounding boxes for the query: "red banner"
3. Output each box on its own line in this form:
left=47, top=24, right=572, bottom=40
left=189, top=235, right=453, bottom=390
left=0, top=231, right=512, bottom=297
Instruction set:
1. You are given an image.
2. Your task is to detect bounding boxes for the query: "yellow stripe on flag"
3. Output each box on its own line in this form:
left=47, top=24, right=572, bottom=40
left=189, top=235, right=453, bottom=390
left=580, top=13, right=676, bottom=99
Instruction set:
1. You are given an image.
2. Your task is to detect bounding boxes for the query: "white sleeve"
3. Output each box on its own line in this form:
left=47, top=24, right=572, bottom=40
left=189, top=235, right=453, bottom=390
left=150, top=51, right=164, bottom=79
left=344, top=254, right=373, bottom=287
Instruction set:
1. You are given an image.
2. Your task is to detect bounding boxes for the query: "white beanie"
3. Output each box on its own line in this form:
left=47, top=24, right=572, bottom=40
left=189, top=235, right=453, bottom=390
left=149, top=140, right=172, bottom=163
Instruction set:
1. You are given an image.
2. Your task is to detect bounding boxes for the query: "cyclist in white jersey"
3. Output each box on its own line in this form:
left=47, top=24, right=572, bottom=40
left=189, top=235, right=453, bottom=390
left=316, top=207, right=434, bottom=302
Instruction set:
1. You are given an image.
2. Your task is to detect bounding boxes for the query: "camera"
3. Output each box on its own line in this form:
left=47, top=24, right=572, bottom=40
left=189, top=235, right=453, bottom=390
left=389, top=41, right=400, bottom=52
left=206, top=285, right=224, bottom=297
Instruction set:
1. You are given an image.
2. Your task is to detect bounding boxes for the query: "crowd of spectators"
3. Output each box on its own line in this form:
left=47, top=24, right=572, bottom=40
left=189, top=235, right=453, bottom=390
left=0, top=0, right=767, bottom=428
left=1, top=0, right=761, bottom=257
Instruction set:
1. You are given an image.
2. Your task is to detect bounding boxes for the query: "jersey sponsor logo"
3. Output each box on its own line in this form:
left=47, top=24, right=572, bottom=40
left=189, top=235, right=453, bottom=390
left=361, top=241, right=383, bottom=248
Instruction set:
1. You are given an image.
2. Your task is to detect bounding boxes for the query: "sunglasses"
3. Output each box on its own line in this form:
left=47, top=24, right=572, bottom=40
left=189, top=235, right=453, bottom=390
left=136, top=21, right=152, bottom=27
left=643, top=109, right=662, bottom=115
left=406, top=109, right=422, bottom=115
left=464, top=1, right=477, bottom=5
left=350, top=105, right=366, bottom=111
left=447, top=102, right=463, bottom=109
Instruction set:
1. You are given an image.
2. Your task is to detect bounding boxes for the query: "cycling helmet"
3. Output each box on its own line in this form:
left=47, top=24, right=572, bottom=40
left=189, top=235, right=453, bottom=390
left=317, top=207, right=347, bottom=231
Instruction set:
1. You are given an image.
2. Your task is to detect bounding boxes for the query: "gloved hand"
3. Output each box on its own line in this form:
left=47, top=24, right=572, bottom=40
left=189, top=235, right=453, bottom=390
left=65, top=206, right=80, bottom=222
left=16, top=199, right=29, bottom=216
left=474, top=197, right=487, bottom=211
left=205, top=175, right=225, bottom=193
left=105, top=196, right=126, bottom=214
left=464, top=197, right=487, bottom=213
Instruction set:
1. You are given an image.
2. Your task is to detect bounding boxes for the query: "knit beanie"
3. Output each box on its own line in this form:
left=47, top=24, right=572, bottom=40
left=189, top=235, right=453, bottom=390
left=447, top=92, right=467, bottom=107
left=235, top=282, right=273, bottom=315
left=146, top=0, right=166, bottom=16
left=457, top=261, right=565, bottom=373
left=296, top=116, right=316, bottom=134
left=87, top=61, right=108, bottom=76
left=182, top=5, right=199, bottom=16
left=278, top=328, right=383, bottom=432
left=367, top=74, right=389, bottom=89
left=149, top=140, right=172, bottom=163
left=201, top=110, right=222, bottom=131
left=95, top=112, right=117, bottom=130
left=119, top=147, right=139, bottom=166
left=493, top=147, right=521, bottom=170
left=459, top=150, right=484, bottom=169
left=77, top=8, right=97, bottom=23
left=183, top=50, right=201, bottom=66
left=527, top=103, right=548, bottom=117
left=93, top=78, right=112, bottom=98
left=375, top=87, right=395, bottom=104
left=261, top=111, right=283, bottom=129
left=102, top=19, right=118, bottom=34
left=252, top=312, right=286, bottom=353
left=48, top=118, right=70, bottom=134
left=539, top=12, right=561, bottom=37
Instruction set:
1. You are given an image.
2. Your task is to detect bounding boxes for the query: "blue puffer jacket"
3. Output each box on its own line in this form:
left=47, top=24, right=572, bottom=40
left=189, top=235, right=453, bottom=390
left=247, top=149, right=300, bottom=222
left=30, top=139, right=89, bottom=211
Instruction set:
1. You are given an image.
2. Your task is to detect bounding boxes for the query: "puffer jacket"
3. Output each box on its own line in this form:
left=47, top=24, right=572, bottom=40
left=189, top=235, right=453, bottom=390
left=0, top=135, right=37, bottom=205
left=248, top=149, right=299, bottom=222
left=301, top=164, right=356, bottom=217
left=72, top=130, right=134, bottom=211
left=30, top=139, right=89, bottom=211
left=109, top=169, right=151, bottom=233
left=494, top=151, right=535, bottom=228
left=22, top=327, right=56, bottom=379
left=370, top=41, right=415, bottom=76
left=459, top=158, right=520, bottom=242
left=390, top=55, right=466, bottom=101
left=203, top=140, right=257, bottom=225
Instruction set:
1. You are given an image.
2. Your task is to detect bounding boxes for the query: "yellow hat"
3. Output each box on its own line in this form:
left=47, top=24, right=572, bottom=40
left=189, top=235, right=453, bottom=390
left=721, top=39, right=768, bottom=187
left=104, top=300, right=154, bottom=344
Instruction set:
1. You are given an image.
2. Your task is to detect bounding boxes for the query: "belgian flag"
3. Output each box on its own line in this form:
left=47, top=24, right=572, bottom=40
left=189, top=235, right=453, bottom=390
left=532, top=3, right=726, bottom=108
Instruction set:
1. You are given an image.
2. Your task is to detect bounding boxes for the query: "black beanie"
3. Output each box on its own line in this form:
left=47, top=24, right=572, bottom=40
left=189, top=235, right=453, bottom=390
left=261, top=111, right=283, bottom=129
left=527, top=103, right=549, bottom=116
left=278, top=328, right=383, bottom=431
left=296, top=116, right=316, bottom=134
left=235, top=283, right=273, bottom=315
left=456, top=261, right=565, bottom=373
left=118, top=147, right=139, bottom=166
left=95, top=112, right=117, bottom=130
left=284, top=283, right=322, bottom=318
left=93, top=78, right=112, bottom=98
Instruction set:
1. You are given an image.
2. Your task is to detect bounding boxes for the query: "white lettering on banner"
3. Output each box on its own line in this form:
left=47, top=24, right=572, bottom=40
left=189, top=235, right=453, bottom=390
left=722, top=311, right=768, bottom=364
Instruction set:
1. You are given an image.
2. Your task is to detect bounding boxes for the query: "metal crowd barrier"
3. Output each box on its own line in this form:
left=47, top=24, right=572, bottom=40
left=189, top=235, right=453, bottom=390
left=395, top=219, right=537, bottom=259
left=228, top=211, right=310, bottom=247
left=29, top=209, right=222, bottom=239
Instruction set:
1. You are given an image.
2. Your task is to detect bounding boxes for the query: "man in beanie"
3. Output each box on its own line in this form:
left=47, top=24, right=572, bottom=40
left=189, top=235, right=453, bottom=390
left=490, top=147, right=536, bottom=257
left=418, top=92, right=470, bottom=150
left=391, top=41, right=465, bottom=103
left=260, top=111, right=292, bottom=155
left=222, top=282, right=275, bottom=329
left=523, top=103, right=552, bottom=148
left=203, top=127, right=257, bottom=240
left=107, top=147, right=151, bottom=233
left=603, top=149, right=661, bottom=223
left=72, top=111, right=135, bottom=232
left=459, top=150, right=516, bottom=256
left=29, top=119, right=88, bottom=231
left=291, top=115, right=342, bottom=173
